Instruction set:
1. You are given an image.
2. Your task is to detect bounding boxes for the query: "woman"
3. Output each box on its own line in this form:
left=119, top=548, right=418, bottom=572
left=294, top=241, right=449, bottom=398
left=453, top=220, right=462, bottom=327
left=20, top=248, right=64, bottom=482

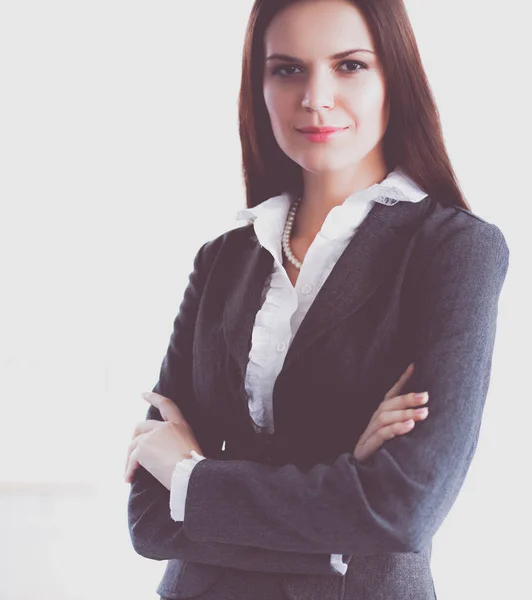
left=125, top=1, right=510, bottom=598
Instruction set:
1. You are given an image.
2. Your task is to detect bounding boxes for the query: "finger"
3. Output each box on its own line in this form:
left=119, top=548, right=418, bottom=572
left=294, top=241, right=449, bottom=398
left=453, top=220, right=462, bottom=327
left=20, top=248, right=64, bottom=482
left=357, top=420, right=416, bottom=461
left=124, top=446, right=142, bottom=483
left=372, top=405, right=429, bottom=430
left=381, top=391, right=429, bottom=412
left=364, top=395, right=429, bottom=441
left=131, top=419, right=165, bottom=440
left=383, top=363, right=415, bottom=401
left=142, top=392, right=185, bottom=423
left=124, top=432, right=147, bottom=475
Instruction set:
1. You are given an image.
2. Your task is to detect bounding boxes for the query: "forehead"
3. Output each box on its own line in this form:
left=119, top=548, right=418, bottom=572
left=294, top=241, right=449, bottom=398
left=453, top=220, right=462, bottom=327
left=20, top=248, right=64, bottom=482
left=264, top=0, right=374, bottom=56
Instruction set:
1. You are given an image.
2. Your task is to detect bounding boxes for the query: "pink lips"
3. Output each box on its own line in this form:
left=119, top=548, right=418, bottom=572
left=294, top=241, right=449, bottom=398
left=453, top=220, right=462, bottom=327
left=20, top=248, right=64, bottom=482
left=297, top=126, right=348, bottom=143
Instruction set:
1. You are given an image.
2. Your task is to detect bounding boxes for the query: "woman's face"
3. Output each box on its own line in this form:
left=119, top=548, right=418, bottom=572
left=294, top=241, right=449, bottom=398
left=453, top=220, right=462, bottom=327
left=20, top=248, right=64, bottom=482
left=262, top=0, right=389, bottom=176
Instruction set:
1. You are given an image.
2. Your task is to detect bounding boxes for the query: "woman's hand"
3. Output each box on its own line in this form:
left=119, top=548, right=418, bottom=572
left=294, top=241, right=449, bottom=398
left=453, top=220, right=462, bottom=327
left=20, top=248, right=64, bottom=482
left=124, top=392, right=204, bottom=489
left=353, top=363, right=429, bottom=463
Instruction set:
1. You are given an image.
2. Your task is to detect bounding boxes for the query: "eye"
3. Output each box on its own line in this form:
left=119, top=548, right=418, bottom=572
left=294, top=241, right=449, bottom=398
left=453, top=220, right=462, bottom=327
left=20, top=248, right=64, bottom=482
left=338, top=60, right=367, bottom=73
left=271, top=64, right=303, bottom=77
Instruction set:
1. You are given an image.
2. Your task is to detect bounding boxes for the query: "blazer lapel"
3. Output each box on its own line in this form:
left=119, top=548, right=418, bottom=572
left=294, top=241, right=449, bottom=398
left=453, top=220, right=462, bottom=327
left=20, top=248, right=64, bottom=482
left=283, top=199, right=426, bottom=370
left=222, top=197, right=429, bottom=391
left=222, top=230, right=274, bottom=381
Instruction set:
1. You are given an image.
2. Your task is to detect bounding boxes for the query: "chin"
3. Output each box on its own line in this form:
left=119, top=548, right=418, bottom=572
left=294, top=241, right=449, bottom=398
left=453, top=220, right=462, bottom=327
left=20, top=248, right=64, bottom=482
left=282, top=138, right=359, bottom=172
left=295, top=151, right=357, bottom=174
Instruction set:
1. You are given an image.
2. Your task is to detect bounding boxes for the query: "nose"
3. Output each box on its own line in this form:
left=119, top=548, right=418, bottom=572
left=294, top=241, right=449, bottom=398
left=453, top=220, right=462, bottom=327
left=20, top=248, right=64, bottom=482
left=301, top=70, right=335, bottom=112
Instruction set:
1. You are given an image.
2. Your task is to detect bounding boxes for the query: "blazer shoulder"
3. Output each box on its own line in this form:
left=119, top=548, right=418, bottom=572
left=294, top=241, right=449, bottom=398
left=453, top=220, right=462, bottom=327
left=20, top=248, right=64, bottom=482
left=421, top=198, right=509, bottom=259
left=203, top=223, right=255, bottom=253
left=195, top=223, right=256, bottom=272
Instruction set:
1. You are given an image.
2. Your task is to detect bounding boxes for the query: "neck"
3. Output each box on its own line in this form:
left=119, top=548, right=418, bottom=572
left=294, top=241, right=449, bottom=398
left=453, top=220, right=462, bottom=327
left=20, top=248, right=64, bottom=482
left=293, top=156, right=388, bottom=243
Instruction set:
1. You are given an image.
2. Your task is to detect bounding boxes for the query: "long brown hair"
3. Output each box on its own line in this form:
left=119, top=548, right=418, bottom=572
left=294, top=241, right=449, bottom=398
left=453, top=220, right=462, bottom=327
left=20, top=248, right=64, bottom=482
left=238, top=0, right=470, bottom=211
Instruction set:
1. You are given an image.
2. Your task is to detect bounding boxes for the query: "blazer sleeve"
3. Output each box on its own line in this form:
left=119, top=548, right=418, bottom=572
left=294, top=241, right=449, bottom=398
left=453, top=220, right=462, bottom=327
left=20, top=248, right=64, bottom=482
left=180, top=220, right=510, bottom=556
left=127, top=236, right=344, bottom=575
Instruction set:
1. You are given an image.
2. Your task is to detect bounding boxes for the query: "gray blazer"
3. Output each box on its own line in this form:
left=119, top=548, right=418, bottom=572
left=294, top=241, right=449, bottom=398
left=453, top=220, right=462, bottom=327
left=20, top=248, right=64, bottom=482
left=127, top=195, right=509, bottom=600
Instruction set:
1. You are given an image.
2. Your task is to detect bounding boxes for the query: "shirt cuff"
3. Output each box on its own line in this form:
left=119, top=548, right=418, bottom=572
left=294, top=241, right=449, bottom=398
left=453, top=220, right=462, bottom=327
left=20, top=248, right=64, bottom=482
left=169, top=450, right=206, bottom=522
left=330, top=554, right=348, bottom=575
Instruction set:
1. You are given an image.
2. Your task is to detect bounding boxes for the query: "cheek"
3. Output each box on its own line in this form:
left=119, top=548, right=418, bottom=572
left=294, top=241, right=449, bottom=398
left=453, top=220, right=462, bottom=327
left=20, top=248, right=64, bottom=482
left=263, top=86, right=290, bottom=132
left=346, top=79, right=387, bottom=122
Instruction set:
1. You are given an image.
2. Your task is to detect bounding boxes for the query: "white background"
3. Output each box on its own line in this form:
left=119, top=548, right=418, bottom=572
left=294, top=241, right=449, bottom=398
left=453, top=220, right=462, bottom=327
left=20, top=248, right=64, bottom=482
left=0, top=1, right=530, bottom=599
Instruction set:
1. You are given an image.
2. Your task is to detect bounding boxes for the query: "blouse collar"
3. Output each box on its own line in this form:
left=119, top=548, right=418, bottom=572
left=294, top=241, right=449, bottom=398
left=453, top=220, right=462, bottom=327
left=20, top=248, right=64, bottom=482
left=235, top=167, right=428, bottom=255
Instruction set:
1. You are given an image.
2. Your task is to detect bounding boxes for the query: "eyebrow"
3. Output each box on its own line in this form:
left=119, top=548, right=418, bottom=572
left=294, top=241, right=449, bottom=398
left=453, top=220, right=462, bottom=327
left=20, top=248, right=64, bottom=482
left=265, top=48, right=375, bottom=62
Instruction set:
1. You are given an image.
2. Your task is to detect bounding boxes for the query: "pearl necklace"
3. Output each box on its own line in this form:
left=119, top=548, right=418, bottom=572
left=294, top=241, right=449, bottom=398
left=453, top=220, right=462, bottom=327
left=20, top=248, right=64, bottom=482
left=282, top=196, right=303, bottom=270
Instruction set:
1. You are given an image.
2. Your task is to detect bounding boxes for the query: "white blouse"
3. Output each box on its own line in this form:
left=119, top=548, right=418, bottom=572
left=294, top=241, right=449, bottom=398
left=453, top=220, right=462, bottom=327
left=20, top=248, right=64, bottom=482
left=169, top=167, right=428, bottom=574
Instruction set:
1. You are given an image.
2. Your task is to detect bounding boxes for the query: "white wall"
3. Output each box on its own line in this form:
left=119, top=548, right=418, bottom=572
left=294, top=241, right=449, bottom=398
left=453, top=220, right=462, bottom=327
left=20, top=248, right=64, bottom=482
left=0, top=1, right=529, bottom=599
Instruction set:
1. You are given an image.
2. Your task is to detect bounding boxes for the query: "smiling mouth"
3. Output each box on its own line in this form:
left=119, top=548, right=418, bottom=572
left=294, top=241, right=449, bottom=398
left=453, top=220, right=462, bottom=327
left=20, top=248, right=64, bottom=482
left=297, top=127, right=348, bottom=133
left=296, top=127, right=349, bottom=142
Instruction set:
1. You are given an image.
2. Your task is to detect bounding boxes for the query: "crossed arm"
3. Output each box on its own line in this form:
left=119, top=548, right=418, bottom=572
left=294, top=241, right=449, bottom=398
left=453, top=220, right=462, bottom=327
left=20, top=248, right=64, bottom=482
left=128, top=221, right=509, bottom=571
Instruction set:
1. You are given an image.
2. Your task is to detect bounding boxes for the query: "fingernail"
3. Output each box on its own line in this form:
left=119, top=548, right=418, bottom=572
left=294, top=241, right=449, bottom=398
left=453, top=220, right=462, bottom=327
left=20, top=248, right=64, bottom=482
left=415, top=392, right=428, bottom=403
